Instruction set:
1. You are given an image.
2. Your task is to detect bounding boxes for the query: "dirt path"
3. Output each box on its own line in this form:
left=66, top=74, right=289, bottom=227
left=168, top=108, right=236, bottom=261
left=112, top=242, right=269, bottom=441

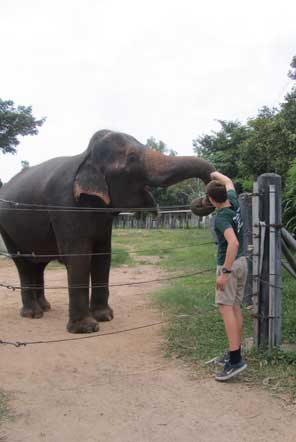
left=0, top=258, right=296, bottom=442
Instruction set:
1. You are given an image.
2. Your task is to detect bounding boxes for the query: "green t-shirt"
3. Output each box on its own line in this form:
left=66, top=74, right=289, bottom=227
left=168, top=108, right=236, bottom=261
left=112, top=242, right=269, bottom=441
left=214, top=189, right=244, bottom=265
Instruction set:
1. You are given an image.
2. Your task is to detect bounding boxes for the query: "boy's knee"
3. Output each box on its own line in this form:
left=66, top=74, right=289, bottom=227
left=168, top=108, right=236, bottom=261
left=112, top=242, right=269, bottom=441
left=218, top=304, right=232, bottom=315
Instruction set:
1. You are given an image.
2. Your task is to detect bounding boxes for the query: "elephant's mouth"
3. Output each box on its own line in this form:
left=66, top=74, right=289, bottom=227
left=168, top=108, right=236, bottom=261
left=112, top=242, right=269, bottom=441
left=143, top=185, right=159, bottom=216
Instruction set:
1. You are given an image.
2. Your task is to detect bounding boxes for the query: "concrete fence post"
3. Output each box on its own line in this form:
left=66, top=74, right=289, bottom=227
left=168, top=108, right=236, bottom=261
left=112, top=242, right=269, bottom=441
left=257, top=173, right=282, bottom=348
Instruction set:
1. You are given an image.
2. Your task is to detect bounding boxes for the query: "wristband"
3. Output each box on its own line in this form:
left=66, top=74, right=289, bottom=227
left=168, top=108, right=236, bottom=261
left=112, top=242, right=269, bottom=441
left=222, top=267, right=232, bottom=274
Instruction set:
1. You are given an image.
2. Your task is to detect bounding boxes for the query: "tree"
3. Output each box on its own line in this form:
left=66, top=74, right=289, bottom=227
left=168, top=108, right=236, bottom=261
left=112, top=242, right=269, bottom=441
left=146, top=136, right=177, bottom=156
left=192, top=120, right=250, bottom=191
left=283, top=159, right=296, bottom=234
left=0, top=99, right=45, bottom=154
left=21, top=160, right=30, bottom=169
left=192, top=92, right=296, bottom=191
left=288, top=55, right=296, bottom=80
left=239, top=107, right=293, bottom=178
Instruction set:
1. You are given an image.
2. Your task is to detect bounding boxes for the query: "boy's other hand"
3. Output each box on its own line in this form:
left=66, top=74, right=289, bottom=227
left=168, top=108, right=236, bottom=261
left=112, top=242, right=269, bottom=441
left=216, top=274, right=229, bottom=291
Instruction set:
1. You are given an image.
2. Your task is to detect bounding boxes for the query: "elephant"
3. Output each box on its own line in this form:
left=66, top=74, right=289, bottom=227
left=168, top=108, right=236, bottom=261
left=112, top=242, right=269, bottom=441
left=0, top=129, right=215, bottom=333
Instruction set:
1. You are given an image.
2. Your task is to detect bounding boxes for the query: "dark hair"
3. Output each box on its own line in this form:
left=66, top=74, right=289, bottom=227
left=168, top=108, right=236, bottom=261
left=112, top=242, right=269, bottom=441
left=206, top=180, right=227, bottom=203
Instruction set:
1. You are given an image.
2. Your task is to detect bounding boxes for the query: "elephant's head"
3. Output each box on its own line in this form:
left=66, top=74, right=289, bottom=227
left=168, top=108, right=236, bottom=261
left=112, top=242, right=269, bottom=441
left=73, top=130, right=216, bottom=213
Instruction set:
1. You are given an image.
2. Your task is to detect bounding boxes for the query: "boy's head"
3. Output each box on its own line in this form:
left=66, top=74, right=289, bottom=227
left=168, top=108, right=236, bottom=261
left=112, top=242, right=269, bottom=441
left=205, top=180, right=227, bottom=206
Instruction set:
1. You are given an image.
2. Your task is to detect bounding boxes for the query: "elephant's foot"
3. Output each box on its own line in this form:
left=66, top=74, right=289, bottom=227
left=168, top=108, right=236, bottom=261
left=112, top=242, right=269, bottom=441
left=91, top=305, right=114, bottom=322
left=20, top=304, right=44, bottom=319
left=37, top=297, right=51, bottom=312
left=67, top=317, right=99, bottom=334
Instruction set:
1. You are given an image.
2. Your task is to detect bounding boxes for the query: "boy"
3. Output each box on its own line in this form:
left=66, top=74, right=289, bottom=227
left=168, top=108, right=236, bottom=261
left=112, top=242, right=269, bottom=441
left=206, top=171, right=248, bottom=381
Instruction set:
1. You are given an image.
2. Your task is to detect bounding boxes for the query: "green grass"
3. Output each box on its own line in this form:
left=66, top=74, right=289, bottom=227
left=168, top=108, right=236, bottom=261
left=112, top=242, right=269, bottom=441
left=111, top=247, right=134, bottom=267
left=46, top=246, right=133, bottom=270
left=112, top=228, right=296, bottom=401
left=0, top=390, right=8, bottom=429
left=113, top=228, right=215, bottom=268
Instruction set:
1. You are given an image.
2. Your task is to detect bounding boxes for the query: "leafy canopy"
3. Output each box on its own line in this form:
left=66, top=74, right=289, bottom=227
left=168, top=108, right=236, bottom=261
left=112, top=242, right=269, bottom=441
left=0, top=99, right=45, bottom=154
left=192, top=55, right=296, bottom=192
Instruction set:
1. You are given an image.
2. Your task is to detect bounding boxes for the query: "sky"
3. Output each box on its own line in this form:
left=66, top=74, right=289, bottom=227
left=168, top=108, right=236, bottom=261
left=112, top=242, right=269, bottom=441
left=1, top=0, right=296, bottom=182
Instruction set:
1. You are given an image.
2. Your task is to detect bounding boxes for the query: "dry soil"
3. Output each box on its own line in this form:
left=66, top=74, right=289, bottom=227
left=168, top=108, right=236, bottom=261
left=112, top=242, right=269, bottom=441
left=0, top=258, right=296, bottom=442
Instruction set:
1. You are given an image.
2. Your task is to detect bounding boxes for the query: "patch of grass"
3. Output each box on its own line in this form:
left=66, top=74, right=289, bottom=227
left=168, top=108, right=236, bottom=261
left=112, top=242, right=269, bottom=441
left=113, top=228, right=296, bottom=400
left=242, top=348, right=296, bottom=398
left=282, top=269, right=296, bottom=343
left=0, top=390, right=9, bottom=427
left=111, top=247, right=134, bottom=267
left=112, top=228, right=215, bottom=269
left=45, top=246, right=134, bottom=270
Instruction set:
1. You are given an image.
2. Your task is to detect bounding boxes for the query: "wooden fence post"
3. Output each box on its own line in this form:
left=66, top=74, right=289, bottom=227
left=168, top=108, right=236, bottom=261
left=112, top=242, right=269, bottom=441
left=257, top=173, right=282, bottom=348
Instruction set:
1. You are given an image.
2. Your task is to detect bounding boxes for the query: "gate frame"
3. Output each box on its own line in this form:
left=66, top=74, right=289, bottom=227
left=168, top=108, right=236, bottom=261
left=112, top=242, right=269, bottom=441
left=240, top=173, right=282, bottom=350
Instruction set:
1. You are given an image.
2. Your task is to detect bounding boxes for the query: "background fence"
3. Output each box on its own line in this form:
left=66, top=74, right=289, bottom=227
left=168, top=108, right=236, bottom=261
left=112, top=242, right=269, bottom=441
left=113, top=210, right=212, bottom=229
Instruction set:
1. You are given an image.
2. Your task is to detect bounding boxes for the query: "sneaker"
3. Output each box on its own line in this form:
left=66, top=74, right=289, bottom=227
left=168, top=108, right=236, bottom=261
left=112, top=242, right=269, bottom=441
left=215, top=359, right=247, bottom=382
left=214, top=351, right=230, bottom=366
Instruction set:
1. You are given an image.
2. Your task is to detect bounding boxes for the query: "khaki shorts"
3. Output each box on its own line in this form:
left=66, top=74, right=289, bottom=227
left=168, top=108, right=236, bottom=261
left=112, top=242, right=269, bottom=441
left=215, top=256, right=248, bottom=305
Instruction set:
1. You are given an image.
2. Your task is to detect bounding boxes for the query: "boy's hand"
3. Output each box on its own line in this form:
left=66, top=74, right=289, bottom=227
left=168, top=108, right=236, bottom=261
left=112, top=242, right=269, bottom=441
left=210, top=171, right=220, bottom=180
left=209, top=171, right=235, bottom=191
left=216, top=274, right=229, bottom=291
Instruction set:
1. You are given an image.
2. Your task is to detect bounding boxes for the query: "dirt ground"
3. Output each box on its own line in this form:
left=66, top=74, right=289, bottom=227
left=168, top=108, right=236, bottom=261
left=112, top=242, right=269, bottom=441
left=0, top=258, right=296, bottom=442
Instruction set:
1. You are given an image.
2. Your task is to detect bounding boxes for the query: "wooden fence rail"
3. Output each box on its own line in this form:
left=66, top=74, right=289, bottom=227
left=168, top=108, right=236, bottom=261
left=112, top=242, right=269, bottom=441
left=113, top=210, right=212, bottom=229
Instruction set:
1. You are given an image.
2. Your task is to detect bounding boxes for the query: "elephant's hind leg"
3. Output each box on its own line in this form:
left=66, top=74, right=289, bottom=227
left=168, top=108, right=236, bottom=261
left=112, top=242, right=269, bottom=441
left=90, top=244, right=114, bottom=322
left=14, top=260, right=49, bottom=319
left=35, top=263, right=51, bottom=312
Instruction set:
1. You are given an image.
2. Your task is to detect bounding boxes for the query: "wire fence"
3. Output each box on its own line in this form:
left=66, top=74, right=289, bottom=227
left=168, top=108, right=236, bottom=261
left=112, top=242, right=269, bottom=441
left=0, top=198, right=192, bottom=212
left=0, top=206, right=218, bottom=348
left=0, top=268, right=215, bottom=292
left=0, top=196, right=291, bottom=349
left=0, top=240, right=215, bottom=259
left=0, top=321, right=170, bottom=347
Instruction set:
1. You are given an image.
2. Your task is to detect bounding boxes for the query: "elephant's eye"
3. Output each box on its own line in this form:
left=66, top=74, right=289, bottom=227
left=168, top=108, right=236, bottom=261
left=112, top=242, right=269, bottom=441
left=127, top=153, right=137, bottom=162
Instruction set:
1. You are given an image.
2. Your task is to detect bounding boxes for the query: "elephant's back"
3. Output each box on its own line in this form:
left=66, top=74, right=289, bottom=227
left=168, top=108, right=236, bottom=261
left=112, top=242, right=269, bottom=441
left=0, top=155, right=82, bottom=255
left=0, top=155, right=82, bottom=205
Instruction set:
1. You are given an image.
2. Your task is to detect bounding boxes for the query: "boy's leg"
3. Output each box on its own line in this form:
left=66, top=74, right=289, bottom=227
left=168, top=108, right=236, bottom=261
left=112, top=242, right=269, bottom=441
left=215, top=304, right=247, bottom=381
left=233, top=304, right=243, bottom=340
left=219, top=304, right=241, bottom=351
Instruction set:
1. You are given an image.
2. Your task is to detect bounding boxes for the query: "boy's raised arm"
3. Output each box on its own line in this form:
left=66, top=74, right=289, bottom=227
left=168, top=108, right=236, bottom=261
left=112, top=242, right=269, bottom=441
left=210, top=171, right=235, bottom=191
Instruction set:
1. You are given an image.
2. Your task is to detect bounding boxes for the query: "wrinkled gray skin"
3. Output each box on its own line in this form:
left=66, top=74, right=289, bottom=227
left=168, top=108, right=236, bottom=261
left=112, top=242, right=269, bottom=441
left=0, top=130, right=215, bottom=333
left=191, top=195, right=215, bottom=217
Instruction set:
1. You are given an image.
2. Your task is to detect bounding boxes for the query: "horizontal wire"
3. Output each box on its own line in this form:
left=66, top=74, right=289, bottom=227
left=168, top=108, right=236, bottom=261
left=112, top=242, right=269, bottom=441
left=258, top=277, right=282, bottom=290
left=0, top=194, right=260, bottom=212
left=0, top=241, right=215, bottom=259
left=0, top=320, right=169, bottom=347
left=0, top=267, right=215, bottom=292
left=0, top=276, right=285, bottom=348
left=0, top=198, right=193, bottom=213
left=0, top=207, right=152, bottom=213
left=0, top=312, right=201, bottom=348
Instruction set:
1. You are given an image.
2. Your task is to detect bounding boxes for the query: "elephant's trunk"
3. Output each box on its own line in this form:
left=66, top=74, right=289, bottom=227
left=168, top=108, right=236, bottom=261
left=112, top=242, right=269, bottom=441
left=144, top=149, right=215, bottom=187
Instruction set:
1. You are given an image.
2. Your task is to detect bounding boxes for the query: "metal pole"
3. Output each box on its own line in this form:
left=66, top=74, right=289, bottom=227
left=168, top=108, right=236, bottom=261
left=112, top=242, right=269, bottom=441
left=281, top=227, right=296, bottom=251
left=239, top=193, right=253, bottom=305
left=281, top=238, right=296, bottom=274
left=252, top=182, right=260, bottom=347
left=269, top=185, right=276, bottom=350
left=257, top=174, right=282, bottom=348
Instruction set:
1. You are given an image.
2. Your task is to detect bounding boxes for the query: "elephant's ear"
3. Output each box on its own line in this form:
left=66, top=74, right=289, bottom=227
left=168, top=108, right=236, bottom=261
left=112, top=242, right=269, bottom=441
left=73, top=158, right=111, bottom=205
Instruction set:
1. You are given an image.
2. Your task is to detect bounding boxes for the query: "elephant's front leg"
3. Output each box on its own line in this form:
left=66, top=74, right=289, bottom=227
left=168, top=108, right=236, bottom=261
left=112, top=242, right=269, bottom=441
left=66, top=256, right=99, bottom=334
left=90, top=251, right=114, bottom=322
